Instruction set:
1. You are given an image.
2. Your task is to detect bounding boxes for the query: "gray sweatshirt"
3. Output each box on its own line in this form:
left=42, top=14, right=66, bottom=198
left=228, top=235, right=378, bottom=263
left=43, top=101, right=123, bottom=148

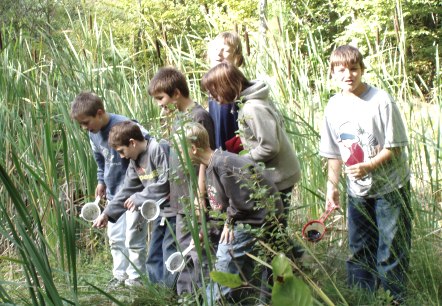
left=206, top=149, right=283, bottom=225
left=238, top=81, right=301, bottom=190
left=103, top=137, right=173, bottom=222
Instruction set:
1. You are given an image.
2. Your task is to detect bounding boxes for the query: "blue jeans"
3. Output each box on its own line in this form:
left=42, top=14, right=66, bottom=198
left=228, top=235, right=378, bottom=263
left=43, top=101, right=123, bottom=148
left=146, top=215, right=177, bottom=287
left=206, top=225, right=256, bottom=304
left=347, top=182, right=412, bottom=302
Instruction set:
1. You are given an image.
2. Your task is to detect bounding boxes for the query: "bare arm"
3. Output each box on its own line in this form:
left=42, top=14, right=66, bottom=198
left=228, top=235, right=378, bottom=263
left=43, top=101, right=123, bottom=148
left=326, top=158, right=342, bottom=210
left=196, top=163, right=208, bottom=216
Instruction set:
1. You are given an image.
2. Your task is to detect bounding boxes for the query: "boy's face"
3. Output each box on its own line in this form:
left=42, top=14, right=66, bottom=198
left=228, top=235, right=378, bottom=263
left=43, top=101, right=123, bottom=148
left=208, top=38, right=235, bottom=68
left=152, top=91, right=177, bottom=115
left=332, top=63, right=365, bottom=96
left=75, top=112, right=104, bottom=133
left=114, top=141, right=138, bottom=160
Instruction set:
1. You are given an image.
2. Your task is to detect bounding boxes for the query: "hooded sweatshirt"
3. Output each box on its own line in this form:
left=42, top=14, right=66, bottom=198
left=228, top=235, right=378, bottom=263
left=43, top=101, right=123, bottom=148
left=238, top=80, right=301, bottom=190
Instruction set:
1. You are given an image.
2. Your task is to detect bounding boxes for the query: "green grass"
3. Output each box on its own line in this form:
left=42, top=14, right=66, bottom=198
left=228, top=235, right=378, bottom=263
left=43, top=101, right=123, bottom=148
left=0, top=6, right=441, bottom=306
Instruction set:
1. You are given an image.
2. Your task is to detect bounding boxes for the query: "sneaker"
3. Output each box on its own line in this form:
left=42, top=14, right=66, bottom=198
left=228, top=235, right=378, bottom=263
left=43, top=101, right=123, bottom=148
left=106, top=277, right=125, bottom=291
left=124, top=278, right=143, bottom=287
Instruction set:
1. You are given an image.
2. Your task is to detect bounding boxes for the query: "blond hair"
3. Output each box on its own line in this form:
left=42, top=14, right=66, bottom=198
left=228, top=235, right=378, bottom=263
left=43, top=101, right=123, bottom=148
left=182, top=122, right=210, bottom=150
left=209, top=31, right=244, bottom=67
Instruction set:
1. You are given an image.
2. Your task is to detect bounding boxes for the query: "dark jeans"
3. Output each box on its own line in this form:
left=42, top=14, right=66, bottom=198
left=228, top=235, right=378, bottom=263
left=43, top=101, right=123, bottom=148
left=146, top=215, right=177, bottom=287
left=346, top=182, right=412, bottom=302
left=206, top=225, right=256, bottom=304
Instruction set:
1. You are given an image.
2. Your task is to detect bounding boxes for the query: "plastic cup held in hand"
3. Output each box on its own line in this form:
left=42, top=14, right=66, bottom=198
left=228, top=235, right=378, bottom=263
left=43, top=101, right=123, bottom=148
left=302, top=202, right=339, bottom=242
left=165, top=244, right=194, bottom=274
left=80, top=196, right=101, bottom=222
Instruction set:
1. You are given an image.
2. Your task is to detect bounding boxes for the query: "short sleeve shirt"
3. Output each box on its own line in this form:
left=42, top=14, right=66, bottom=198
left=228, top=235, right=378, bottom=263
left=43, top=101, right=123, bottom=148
left=319, top=85, right=410, bottom=197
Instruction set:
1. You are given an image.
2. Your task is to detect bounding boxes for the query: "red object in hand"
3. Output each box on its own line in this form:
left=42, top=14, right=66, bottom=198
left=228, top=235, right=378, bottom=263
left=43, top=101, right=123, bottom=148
left=225, top=136, right=242, bottom=154
left=345, top=143, right=364, bottom=166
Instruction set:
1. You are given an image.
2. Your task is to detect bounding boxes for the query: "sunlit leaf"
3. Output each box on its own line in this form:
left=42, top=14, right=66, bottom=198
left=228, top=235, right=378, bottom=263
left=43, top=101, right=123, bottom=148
left=210, top=271, right=243, bottom=288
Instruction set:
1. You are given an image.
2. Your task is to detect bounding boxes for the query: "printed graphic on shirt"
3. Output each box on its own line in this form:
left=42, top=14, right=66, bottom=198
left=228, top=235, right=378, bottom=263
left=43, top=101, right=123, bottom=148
left=207, top=185, right=223, bottom=211
left=96, top=144, right=121, bottom=167
left=136, top=167, right=159, bottom=181
left=337, top=121, right=380, bottom=186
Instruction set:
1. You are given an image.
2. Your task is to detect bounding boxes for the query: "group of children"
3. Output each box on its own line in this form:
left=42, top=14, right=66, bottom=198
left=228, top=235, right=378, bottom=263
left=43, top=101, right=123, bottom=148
left=71, top=32, right=412, bottom=305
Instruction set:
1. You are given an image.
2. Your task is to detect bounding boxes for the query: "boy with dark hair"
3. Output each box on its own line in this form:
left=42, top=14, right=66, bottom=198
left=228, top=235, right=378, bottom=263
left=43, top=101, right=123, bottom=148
left=320, top=45, right=412, bottom=303
left=181, top=122, right=283, bottom=303
left=93, top=121, right=177, bottom=288
left=71, top=91, right=148, bottom=289
left=149, top=67, right=215, bottom=295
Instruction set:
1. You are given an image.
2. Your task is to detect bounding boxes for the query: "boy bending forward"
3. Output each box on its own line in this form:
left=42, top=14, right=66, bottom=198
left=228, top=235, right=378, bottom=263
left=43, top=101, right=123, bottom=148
left=94, top=121, right=177, bottom=287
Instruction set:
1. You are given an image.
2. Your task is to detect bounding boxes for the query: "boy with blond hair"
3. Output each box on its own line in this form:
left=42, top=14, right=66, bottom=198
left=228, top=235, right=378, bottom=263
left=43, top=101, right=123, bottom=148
left=181, top=122, right=283, bottom=303
left=93, top=121, right=176, bottom=287
left=319, top=45, right=412, bottom=303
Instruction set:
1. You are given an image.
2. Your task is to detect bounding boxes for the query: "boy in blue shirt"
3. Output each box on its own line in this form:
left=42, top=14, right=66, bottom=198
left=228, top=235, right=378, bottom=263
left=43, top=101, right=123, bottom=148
left=71, top=91, right=148, bottom=288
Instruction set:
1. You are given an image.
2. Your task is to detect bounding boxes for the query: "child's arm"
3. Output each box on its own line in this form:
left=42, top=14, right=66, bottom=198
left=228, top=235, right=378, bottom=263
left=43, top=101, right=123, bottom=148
left=195, top=164, right=207, bottom=215
left=127, top=142, right=169, bottom=207
left=327, top=158, right=342, bottom=210
left=345, top=147, right=402, bottom=180
left=91, top=141, right=106, bottom=196
left=101, top=164, right=144, bottom=223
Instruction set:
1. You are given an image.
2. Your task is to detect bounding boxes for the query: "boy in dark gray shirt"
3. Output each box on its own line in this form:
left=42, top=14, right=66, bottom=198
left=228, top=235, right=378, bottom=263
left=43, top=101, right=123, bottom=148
left=148, top=67, right=215, bottom=295
left=180, top=122, right=283, bottom=304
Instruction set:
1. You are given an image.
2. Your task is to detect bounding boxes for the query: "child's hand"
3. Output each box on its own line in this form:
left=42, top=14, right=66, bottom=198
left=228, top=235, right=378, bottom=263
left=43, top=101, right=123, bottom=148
left=93, top=213, right=108, bottom=228
left=95, top=183, right=106, bottom=199
left=190, top=231, right=205, bottom=248
left=345, top=162, right=371, bottom=180
left=326, top=181, right=340, bottom=210
left=124, top=198, right=136, bottom=212
left=219, top=223, right=234, bottom=244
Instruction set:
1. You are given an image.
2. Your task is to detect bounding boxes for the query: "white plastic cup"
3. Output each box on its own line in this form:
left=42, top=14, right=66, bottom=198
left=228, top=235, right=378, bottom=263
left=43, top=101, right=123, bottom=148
left=80, top=196, right=101, bottom=222
left=165, top=244, right=194, bottom=274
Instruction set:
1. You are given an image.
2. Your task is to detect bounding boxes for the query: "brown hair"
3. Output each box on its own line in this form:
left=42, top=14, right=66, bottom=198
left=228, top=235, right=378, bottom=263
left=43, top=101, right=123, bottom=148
left=329, top=45, right=366, bottom=76
left=148, top=67, right=190, bottom=98
left=213, top=31, right=244, bottom=67
left=70, top=91, right=104, bottom=118
left=183, top=122, right=210, bottom=150
left=109, top=121, right=144, bottom=148
left=201, top=62, right=250, bottom=103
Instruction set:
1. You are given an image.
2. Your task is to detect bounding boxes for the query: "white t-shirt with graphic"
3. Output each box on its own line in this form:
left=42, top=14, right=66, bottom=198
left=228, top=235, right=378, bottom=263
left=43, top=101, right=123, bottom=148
left=319, top=84, right=410, bottom=197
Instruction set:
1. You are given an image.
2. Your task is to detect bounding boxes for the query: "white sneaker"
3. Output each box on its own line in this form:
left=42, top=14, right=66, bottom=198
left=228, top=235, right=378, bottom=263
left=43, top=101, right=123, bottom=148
left=124, top=278, right=143, bottom=287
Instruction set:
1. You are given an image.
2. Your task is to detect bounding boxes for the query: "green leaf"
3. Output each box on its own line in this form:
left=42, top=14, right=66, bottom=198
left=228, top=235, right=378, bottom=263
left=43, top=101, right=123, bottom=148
left=272, top=253, right=293, bottom=282
left=272, top=276, right=312, bottom=306
left=209, top=271, right=243, bottom=288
